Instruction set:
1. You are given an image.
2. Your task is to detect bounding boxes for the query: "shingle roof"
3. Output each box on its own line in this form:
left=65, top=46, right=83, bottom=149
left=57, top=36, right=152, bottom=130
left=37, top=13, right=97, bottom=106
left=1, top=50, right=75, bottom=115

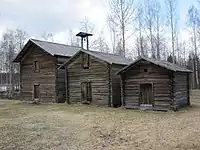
left=81, top=50, right=132, bottom=65
left=118, top=56, right=192, bottom=74
left=13, top=39, right=81, bottom=62
left=31, top=39, right=81, bottom=57
left=13, top=39, right=132, bottom=65
left=59, top=49, right=132, bottom=69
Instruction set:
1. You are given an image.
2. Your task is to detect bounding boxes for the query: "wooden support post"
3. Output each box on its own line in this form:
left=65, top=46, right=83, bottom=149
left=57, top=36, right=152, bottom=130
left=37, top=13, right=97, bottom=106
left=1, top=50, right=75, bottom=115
left=171, top=72, right=176, bottom=111
left=108, top=64, right=112, bottom=107
left=87, top=36, right=89, bottom=50
left=120, top=74, right=124, bottom=107
left=81, top=37, right=84, bottom=49
left=20, top=61, right=22, bottom=101
left=65, top=67, right=70, bottom=104
left=187, top=73, right=190, bottom=106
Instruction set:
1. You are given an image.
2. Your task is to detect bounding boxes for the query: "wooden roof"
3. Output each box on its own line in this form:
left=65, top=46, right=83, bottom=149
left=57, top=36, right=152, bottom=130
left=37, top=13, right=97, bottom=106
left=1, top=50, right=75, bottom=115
left=59, top=49, right=132, bottom=69
left=118, top=57, right=192, bottom=74
left=13, top=39, right=132, bottom=65
left=13, top=39, right=81, bottom=62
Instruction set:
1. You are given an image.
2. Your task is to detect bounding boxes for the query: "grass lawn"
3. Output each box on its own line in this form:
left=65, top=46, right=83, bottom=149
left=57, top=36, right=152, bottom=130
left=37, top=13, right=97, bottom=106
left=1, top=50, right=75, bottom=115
left=0, top=100, right=200, bottom=150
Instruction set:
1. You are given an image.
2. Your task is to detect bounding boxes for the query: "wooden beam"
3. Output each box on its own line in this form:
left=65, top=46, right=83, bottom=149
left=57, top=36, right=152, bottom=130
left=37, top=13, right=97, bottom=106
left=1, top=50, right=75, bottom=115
left=108, top=64, right=112, bottom=107
left=55, top=57, right=58, bottom=103
left=20, top=61, right=22, bottom=101
left=65, top=68, right=70, bottom=104
left=120, top=74, right=124, bottom=106
left=171, top=72, right=176, bottom=110
left=187, top=73, right=190, bottom=106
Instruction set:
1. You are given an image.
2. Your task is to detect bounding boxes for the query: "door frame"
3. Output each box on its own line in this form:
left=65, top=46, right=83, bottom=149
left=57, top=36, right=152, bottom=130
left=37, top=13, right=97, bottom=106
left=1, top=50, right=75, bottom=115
left=33, top=83, right=40, bottom=102
left=81, top=81, right=92, bottom=104
left=138, top=82, right=154, bottom=107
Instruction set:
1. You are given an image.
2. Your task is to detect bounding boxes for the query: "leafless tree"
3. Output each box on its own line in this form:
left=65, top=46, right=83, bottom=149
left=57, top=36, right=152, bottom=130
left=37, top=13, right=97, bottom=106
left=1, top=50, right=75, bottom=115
left=107, top=18, right=118, bottom=53
left=0, top=29, right=28, bottom=97
left=115, top=38, right=123, bottom=55
left=135, top=2, right=146, bottom=56
left=188, top=5, right=200, bottom=88
left=90, top=30, right=110, bottom=53
left=154, top=0, right=164, bottom=60
left=144, top=0, right=156, bottom=58
left=41, top=32, right=54, bottom=42
left=166, top=0, right=178, bottom=63
left=69, top=29, right=80, bottom=46
left=80, top=17, right=95, bottom=33
left=79, top=18, right=95, bottom=49
left=107, top=0, right=136, bottom=56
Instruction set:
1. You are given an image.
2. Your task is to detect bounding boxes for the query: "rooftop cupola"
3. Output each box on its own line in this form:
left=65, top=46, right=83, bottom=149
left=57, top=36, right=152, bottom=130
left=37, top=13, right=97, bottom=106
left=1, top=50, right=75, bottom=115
left=76, top=32, right=92, bottom=50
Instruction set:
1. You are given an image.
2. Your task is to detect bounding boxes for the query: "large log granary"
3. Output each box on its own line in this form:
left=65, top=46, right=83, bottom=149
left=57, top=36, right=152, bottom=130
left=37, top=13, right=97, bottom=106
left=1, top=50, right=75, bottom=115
left=13, top=39, right=81, bottom=103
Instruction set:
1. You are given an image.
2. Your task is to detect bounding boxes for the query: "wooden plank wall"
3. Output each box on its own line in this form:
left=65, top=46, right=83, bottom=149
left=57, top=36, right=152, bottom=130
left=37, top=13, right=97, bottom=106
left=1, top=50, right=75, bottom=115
left=122, top=61, right=172, bottom=108
left=190, top=89, right=200, bottom=105
left=173, top=72, right=189, bottom=108
left=67, top=53, right=110, bottom=106
left=111, top=64, right=127, bottom=107
left=20, top=45, right=56, bottom=102
left=56, top=56, right=70, bottom=103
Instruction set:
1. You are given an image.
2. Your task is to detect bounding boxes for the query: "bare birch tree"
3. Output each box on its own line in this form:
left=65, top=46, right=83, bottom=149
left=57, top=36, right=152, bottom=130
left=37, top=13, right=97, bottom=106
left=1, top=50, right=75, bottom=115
left=90, top=30, right=110, bottom=53
left=154, top=0, right=164, bottom=60
left=69, top=29, right=80, bottom=46
left=188, top=5, right=200, bottom=88
left=135, top=2, right=146, bottom=56
left=79, top=18, right=95, bottom=49
left=80, top=18, right=95, bottom=33
left=107, top=0, right=136, bottom=56
left=166, top=0, right=178, bottom=63
left=144, top=0, right=156, bottom=58
left=107, top=18, right=118, bottom=53
left=41, top=32, right=54, bottom=42
left=0, top=29, right=28, bottom=97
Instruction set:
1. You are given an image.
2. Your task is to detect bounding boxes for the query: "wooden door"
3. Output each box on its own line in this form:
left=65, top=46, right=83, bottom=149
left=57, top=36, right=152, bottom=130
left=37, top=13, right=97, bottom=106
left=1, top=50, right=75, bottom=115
left=81, top=82, right=92, bottom=104
left=140, top=84, right=153, bottom=105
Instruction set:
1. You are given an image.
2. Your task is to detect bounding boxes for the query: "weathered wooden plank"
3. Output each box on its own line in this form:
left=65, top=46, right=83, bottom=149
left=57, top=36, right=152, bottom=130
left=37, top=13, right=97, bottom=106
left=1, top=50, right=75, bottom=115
left=121, top=62, right=173, bottom=108
left=21, top=46, right=56, bottom=103
left=67, top=53, right=110, bottom=106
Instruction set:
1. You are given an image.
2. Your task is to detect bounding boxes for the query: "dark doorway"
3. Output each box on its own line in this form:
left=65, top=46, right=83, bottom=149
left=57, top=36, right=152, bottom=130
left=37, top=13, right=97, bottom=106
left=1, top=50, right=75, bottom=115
left=34, top=85, right=40, bottom=99
left=140, top=84, right=153, bottom=105
left=81, top=82, right=92, bottom=104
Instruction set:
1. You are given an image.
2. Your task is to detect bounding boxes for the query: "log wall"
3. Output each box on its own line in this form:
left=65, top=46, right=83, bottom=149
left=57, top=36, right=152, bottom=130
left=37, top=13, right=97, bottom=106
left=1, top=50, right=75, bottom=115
left=111, top=64, right=127, bottom=107
left=56, top=56, right=70, bottom=103
left=20, top=45, right=56, bottom=102
left=122, top=61, right=173, bottom=108
left=67, top=52, right=110, bottom=106
left=173, top=72, right=190, bottom=108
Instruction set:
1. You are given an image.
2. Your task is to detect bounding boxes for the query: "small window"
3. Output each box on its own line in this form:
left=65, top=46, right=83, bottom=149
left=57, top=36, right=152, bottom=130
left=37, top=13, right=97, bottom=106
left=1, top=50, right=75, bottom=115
left=34, top=61, right=40, bottom=72
left=144, top=69, right=148, bottom=72
left=34, top=85, right=40, bottom=99
left=82, top=54, right=89, bottom=69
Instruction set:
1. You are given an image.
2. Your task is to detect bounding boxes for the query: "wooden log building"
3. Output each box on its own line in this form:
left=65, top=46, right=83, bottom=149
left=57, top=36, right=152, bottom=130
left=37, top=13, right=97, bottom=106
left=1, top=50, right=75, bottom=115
left=13, top=39, right=81, bottom=103
left=59, top=49, right=131, bottom=107
left=13, top=34, right=131, bottom=106
left=118, top=57, right=192, bottom=110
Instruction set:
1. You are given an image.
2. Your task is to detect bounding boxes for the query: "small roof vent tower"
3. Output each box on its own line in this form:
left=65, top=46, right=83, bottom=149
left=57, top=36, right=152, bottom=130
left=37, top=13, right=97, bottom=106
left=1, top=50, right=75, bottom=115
left=76, top=32, right=92, bottom=50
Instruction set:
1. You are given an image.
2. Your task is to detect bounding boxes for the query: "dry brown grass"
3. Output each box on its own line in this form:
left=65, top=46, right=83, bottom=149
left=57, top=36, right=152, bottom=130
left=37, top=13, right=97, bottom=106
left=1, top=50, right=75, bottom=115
left=0, top=100, right=200, bottom=150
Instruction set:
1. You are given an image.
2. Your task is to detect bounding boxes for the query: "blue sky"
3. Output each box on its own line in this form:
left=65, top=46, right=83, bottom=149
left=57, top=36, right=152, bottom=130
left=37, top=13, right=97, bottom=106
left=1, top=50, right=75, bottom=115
left=179, top=0, right=197, bottom=27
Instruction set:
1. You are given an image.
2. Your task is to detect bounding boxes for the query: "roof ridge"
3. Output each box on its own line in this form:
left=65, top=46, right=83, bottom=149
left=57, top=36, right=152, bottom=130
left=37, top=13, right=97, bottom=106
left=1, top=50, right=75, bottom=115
left=141, top=56, right=182, bottom=66
left=83, top=49, right=129, bottom=58
left=142, top=57, right=191, bottom=71
left=30, top=38, right=81, bottom=48
left=31, top=39, right=128, bottom=58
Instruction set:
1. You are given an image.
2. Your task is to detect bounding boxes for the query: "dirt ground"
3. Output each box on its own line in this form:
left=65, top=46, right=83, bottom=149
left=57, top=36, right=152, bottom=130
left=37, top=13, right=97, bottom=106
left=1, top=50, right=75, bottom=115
left=0, top=100, right=200, bottom=150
